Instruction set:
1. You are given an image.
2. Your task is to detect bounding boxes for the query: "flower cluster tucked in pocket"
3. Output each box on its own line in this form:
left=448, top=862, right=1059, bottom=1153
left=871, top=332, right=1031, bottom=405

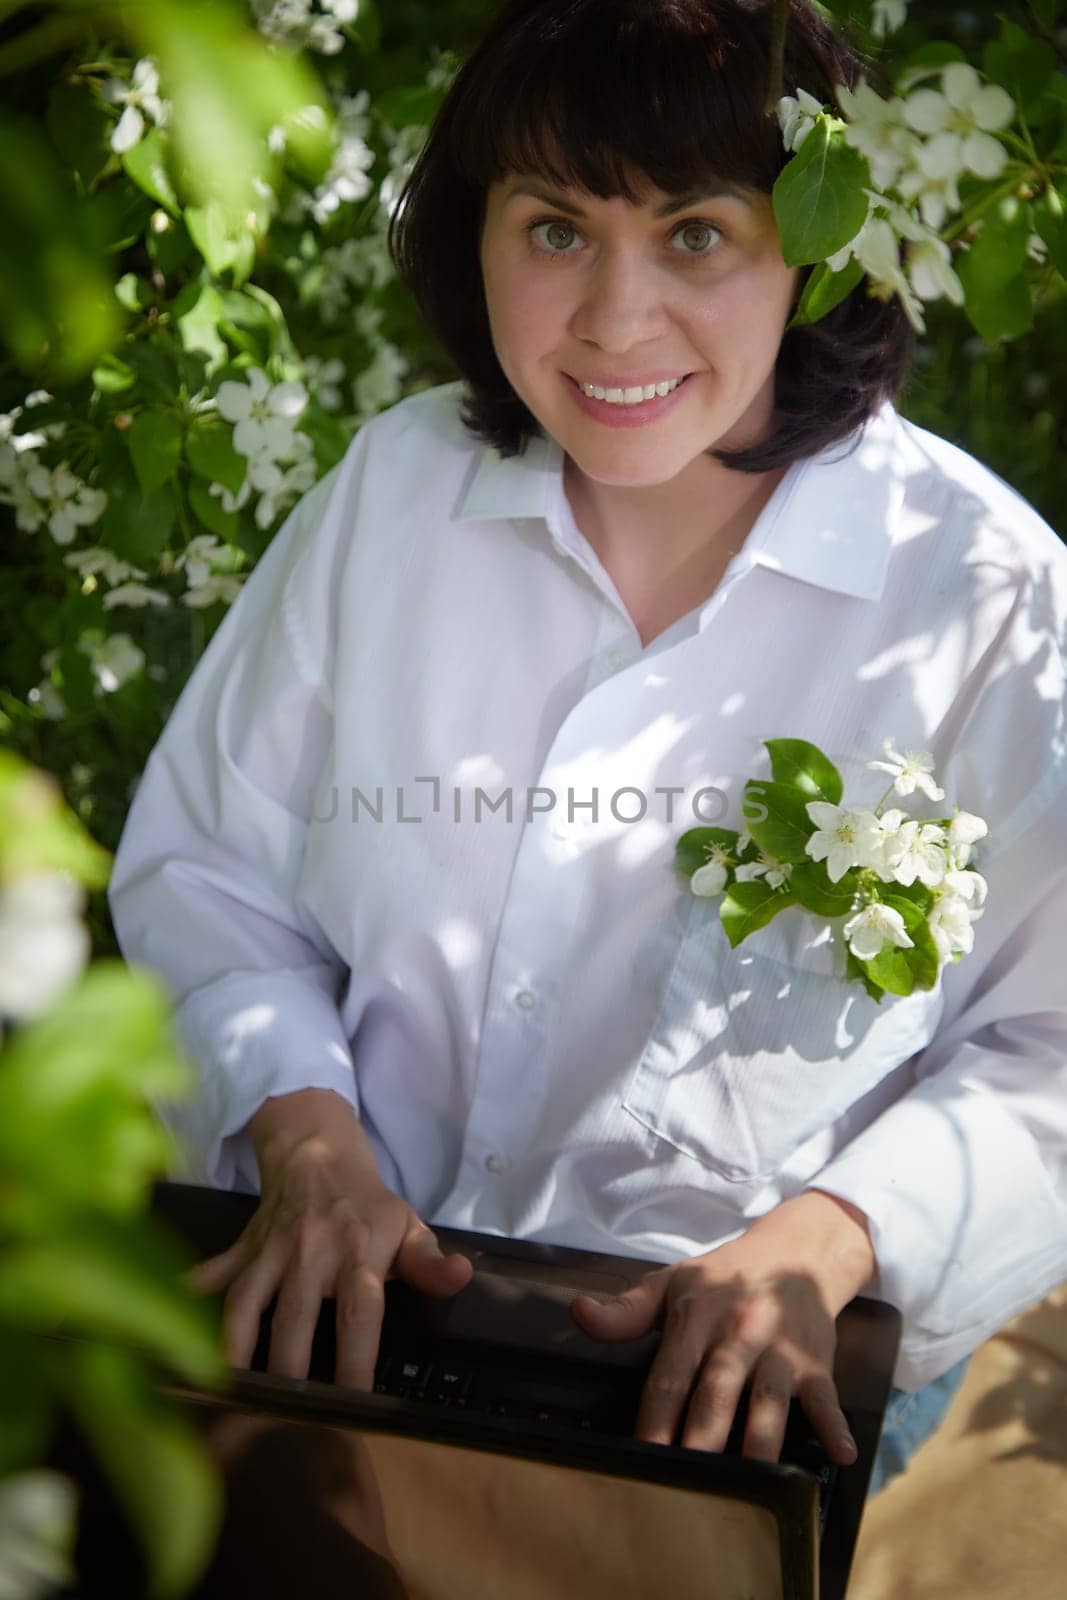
left=674, top=737, right=988, bottom=1005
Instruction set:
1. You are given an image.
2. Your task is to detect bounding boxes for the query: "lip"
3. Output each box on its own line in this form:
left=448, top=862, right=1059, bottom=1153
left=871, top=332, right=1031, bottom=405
left=565, top=372, right=695, bottom=428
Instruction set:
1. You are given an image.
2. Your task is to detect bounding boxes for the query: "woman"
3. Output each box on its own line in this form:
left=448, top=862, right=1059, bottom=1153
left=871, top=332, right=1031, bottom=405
left=108, top=0, right=1066, bottom=1500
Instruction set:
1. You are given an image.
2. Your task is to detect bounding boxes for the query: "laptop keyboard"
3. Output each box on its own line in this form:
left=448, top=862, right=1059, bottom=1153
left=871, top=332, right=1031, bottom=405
left=371, top=1348, right=840, bottom=1531
left=250, top=1298, right=841, bottom=1532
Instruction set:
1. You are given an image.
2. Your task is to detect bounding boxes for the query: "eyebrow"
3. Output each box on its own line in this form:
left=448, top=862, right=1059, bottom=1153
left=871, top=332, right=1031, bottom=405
left=501, top=181, right=754, bottom=216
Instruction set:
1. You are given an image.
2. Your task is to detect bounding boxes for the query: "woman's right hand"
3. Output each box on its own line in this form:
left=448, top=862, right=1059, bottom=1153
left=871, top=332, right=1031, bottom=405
left=181, top=1095, right=474, bottom=1390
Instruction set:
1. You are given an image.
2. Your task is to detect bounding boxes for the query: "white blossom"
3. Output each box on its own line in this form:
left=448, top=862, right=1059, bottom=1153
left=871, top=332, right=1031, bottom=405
left=173, top=536, right=246, bottom=608
left=842, top=901, right=914, bottom=963
left=63, top=547, right=146, bottom=587
left=944, top=867, right=988, bottom=910
left=907, top=233, right=965, bottom=306
left=867, top=736, right=945, bottom=801
left=805, top=802, right=884, bottom=883
left=294, top=134, right=376, bottom=225
left=102, top=58, right=167, bottom=154
left=248, top=438, right=318, bottom=529
left=18, top=463, right=107, bottom=545
left=28, top=680, right=67, bottom=721
left=78, top=631, right=146, bottom=694
left=303, top=355, right=346, bottom=411
left=946, top=808, right=988, bottom=867
left=208, top=478, right=252, bottom=515
left=928, top=893, right=978, bottom=962
left=777, top=89, right=826, bottom=153
left=216, top=368, right=308, bottom=461
left=101, top=582, right=172, bottom=610
left=691, top=843, right=734, bottom=898
left=885, top=819, right=948, bottom=888
left=0, top=873, right=89, bottom=1020
left=903, top=63, right=1014, bottom=185
left=836, top=78, right=919, bottom=191
left=252, top=0, right=356, bottom=55
left=734, top=852, right=793, bottom=890
left=352, top=342, right=410, bottom=422
left=0, top=1468, right=78, bottom=1598
left=871, top=0, right=908, bottom=38
left=830, top=215, right=927, bottom=332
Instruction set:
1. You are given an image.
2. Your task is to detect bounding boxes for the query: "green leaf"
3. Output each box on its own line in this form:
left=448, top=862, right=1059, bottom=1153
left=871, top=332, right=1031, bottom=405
left=772, top=115, right=871, bottom=268
left=1034, top=186, right=1067, bottom=278
left=958, top=200, right=1034, bottom=343
left=98, top=477, right=178, bottom=565
left=763, top=739, right=843, bottom=804
left=375, top=85, right=440, bottom=129
left=720, top=882, right=797, bottom=949
left=126, top=410, right=185, bottom=495
left=741, top=779, right=816, bottom=863
left=0, top=750, right=112, bottom=888
left=115, top=272, right=153, bottom=313
left=121, top=128, right=181, bottom=217
left=173, top=283, right=229, bottom=373
left=789, top=256, right=865, bottom=329
left=185, top=421, right=247, bottom=494
left=186, top=200, right=258, bottom=282
left=984, top=21, right=1055, bottom=115
left=45, top=82, right=113, bottom=188
left=188, top=476, right=239, bottom=541
left=789, top=861, right=859, bottom=918
left=0, top=1216, right=221, bottom=1385
left=59, top=1341, right=224, bottom=1600
left=879, top=893, right=941, bottom=990
left=846, top=947, right=885, bottom=1002
left=674, top=826, right=742, bottom=879
left=864, top=941, right=915, bottom=995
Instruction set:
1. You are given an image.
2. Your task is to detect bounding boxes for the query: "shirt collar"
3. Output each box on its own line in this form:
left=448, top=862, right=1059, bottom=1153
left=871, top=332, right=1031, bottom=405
left=456, top=402, right=905, bottom=607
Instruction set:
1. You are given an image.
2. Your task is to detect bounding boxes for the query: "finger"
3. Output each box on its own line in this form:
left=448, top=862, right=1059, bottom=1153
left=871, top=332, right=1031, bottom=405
left=738, top=1351, right=796, bottom=1464
left=393, top=1219, right=475, bottom=1297
left=268, top=1249, right=337, bottom=1380
left=570, top=1268, right=670, bottom=1342
left=679, top=1343, right=754, bottom=1454
left=798, top=1371, right=858, bottom=1465
left=219, top=1241, right=290, bottom=1370
left=180, top=1236, right=252, bottom=1296
left=334, top=1263, right=387, bottom=1391
left=635, top=1292, right=718, bottom=1447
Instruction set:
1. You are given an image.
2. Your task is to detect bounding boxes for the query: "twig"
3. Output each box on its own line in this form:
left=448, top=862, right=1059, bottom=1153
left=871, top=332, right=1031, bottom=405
left=1020, top=0, right=1067, bottom=67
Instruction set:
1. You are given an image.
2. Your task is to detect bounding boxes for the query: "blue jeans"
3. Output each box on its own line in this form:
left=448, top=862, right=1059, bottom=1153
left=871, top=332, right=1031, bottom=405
left=865, top=1354, right=971, bottom=1498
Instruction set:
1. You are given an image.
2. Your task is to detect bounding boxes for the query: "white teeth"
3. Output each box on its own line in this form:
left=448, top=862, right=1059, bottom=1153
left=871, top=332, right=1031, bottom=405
left=579, top=377, right=684, bottom=405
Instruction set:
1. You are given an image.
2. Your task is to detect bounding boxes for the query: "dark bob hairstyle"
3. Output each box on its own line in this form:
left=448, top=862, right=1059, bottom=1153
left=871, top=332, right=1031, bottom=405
left=388, top=0, right=914, bottom=473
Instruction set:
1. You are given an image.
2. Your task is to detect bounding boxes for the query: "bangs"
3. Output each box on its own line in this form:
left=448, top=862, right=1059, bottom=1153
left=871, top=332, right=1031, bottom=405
left=446, top=0, right=786, bottom=205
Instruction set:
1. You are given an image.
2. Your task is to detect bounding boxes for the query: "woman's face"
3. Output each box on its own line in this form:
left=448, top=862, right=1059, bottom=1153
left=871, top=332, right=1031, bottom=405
left=479, top=171, right=800, bottom=486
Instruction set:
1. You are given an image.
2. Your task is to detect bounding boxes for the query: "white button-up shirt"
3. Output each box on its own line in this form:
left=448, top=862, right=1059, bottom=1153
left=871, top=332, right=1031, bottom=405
left=108, top=380, right=1067, bottom=1390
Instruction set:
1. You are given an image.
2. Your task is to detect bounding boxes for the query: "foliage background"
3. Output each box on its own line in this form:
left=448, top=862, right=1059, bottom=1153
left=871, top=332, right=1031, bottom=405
left=0, top=0, right=1064, bottom=978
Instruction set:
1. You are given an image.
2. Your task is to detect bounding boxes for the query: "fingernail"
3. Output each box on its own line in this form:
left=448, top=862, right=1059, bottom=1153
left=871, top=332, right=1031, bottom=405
left=839, top=1433, right=857, bottom=1458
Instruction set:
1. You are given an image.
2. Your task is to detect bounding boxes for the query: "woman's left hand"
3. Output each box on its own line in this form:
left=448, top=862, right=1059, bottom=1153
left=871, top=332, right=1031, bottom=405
left=569, top=1189, right=875, bottom=1467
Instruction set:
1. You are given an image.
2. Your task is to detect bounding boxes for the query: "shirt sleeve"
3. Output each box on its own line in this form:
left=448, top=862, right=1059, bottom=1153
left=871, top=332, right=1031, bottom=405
left=108, top=455, right=362, bottom=1195
left=809, top=778, right=1067, bottom=1391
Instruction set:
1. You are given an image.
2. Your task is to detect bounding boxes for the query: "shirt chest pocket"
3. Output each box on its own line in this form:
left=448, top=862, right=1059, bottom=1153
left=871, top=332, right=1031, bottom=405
left=621, top=888, right=945, bottom=1184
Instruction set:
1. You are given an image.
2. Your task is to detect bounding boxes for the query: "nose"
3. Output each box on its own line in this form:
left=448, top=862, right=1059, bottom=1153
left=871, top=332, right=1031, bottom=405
left=570, top=245, right=672, bottom=352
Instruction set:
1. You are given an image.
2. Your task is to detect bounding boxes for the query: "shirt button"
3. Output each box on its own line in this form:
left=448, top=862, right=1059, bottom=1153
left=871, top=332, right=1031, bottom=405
left=484, top=1153, right=510, bottom=1174
left=605, top=648, right=626, bottom=671
left=514, top=989, right=537, bottom=1011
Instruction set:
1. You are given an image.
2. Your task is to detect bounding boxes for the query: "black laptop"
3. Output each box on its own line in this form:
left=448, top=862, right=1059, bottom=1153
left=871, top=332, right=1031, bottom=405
left=43, top=1181, right=900, bottom=1599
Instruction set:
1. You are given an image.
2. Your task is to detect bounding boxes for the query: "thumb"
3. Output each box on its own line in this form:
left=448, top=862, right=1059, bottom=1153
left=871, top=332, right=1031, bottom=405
left=395, top=1222, right=475, bottom=1297
left=570, top=1276, right=666, bottom=1341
